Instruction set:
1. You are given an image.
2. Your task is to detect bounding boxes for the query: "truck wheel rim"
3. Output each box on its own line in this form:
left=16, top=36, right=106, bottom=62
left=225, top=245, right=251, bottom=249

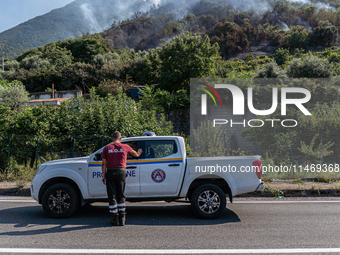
left=197, top=190, right=221, bottom=214
left=48, top=190, right=71, bottom=214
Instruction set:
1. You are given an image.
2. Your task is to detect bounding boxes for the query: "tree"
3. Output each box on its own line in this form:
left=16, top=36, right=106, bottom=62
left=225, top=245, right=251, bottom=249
left=16, top=48, right=43, bottom=62
left=298, top=134, right=334, bottom=165
left=209, top=21, right=249, bottom=59
left=42, top=43, right=73, bottom=68
left=0, top=80, right=29, bottom=112
left=298, top=102, right=340, bottom=135
left=158, top=33, right=221, bottom=92
left=0, top=103, right=15, bottom=133
left=309, top=20, right=338, bottom=47
left=96, top=79, right=134, bottom=97
left=191, top=120, right=228, bottom=157
left=133, top=48, right=161, bottom=85
left=0, top=103, right=16, bottom=172
left=198, top=14, right=216, bottom=30
left=20, top=56, right=51, bottom=71
left=58, top=36, right=108, bottom=63
left=4, top=60, right=19, bottom=72
left=279, top=26, right=309, bottom=49
left=92, top=52, right=121, bottom=68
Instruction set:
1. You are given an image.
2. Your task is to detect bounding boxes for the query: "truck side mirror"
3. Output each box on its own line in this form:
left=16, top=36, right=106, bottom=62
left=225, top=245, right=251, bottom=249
left=94, top=153, right=102, bottom=161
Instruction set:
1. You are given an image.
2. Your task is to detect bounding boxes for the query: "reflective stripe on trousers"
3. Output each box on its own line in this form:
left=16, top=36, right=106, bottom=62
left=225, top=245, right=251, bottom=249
left=109, top=204, right=118, bottom=214
left=118, top=203, right=126, bottom=213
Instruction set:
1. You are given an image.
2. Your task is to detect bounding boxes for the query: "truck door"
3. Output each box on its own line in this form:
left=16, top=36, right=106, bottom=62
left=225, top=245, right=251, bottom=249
left=123, top=141, right=141, bottom=197
left=87, top=141, right=141, bottom=197
left=88, top=151, right=107, bottom=197
left=139, top=139, right=184, bottom=196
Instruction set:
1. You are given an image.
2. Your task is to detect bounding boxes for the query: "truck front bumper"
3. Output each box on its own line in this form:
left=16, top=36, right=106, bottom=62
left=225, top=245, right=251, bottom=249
left=256, top=182, right=265, bottom=192
left=30, top=174, right=44, bottom=203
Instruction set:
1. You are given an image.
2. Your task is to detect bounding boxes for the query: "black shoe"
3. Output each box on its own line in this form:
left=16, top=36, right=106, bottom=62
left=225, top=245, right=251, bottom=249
left=119, top=215, right=126, bottom=226
left=110, top=215, right=119, bottom=226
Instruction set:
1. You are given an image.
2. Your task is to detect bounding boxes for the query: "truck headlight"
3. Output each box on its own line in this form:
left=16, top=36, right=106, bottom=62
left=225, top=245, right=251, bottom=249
left=36, top=165, right=47, bottom=174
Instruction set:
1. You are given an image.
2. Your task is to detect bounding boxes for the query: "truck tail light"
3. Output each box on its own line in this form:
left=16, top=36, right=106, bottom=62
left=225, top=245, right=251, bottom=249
left=252, top=160, right=262, bottom=179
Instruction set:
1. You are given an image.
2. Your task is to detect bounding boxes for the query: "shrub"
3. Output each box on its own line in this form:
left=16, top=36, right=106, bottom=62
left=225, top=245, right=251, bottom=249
left=0, top=80, right=29, bottom=112
left=326, top=52, right=340, bottom=63
left=245, top=53, right=255, bottom=62
left=191, top=121, right=228, bottom=157
left=274, top=48, right=290, bottom=65
left=298, top=134, right=334, bottom=165
left=92, top=52, right=120, bottom=68
left=139, top=85, right=189, bottom=112
left=287, top=55, right=333, bottom=78
left=255, top=60, right=287, bottom=78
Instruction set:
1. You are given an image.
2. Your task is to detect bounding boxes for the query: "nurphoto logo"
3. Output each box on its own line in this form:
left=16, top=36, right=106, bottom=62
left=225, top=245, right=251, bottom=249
left=201, top=84, right=311, bottom=116
left=194, top=80, right=312, bottom=129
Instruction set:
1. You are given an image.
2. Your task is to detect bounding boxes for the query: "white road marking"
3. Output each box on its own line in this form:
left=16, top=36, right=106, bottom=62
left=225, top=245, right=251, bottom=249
left=1, top=199, right=340, bottom=204
left=232, top=200, right=340, bottom=204
left=1, top=248, right=340, bottom=254
left=3, top=199, right=340, bottom=203
left=0, top=199, right=37, bottom=203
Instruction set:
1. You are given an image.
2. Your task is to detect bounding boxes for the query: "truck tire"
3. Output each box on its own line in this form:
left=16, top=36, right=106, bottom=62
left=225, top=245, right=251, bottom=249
left=191, top=184, right=226, bottom=219
left=42, top=183, right=80, bottom=218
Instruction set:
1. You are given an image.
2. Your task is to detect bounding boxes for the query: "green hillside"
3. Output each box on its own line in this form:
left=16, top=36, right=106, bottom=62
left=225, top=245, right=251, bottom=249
left=0, top=0, right=158, bottom=59
left=1, top=0, right=340, bottom=94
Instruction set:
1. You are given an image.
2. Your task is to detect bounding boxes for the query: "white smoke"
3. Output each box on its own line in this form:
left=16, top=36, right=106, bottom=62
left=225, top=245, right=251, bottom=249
left=286, top=0, right=335, bottom=10
left=80, top=3, right=102, bottom=33
left=279, top=21, right=289, bottom=31
left=298, top=18, right=312, bottom=31
left=79, top=0, right=335, bottom=37
left=78, top=0, right=163, bottom=36
left=149, top=0, right=161, bottom=5
left=315, top=1, right=335, bottom=10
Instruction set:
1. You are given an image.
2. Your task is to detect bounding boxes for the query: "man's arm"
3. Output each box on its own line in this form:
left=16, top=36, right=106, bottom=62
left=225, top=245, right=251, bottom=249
left=130, top=148, right=143, bottom=158
left=102, top=158, right=107, bottom=183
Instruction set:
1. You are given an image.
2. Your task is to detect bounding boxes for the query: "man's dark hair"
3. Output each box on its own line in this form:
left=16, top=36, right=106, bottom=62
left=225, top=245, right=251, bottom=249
left=112, top=131, right=121, bottom=141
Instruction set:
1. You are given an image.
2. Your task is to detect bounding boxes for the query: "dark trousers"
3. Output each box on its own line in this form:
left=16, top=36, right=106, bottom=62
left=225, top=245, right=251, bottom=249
left=106, top=168, right=126, bottom=216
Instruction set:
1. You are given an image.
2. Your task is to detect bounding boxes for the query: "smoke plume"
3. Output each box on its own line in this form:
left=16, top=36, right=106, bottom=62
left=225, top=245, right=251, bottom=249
left=286, top=0, right=335, bottom=10
left=78, top=0, right=335, bottom=36
left=80, top=4, right=102, bottom=33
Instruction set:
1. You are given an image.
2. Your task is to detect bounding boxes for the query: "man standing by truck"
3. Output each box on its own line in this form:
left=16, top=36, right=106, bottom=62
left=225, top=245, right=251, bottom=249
left=101, top=131, right=142, bottom=226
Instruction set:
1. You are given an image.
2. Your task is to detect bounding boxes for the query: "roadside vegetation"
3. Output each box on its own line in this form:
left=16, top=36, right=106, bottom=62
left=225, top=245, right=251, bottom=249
left=1, top=0, right=340, bottom=181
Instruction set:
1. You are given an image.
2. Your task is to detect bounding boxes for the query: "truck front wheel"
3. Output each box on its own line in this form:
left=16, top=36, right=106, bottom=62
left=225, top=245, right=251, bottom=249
left=42, top=183, right=80, bottom=218
left=191, top=184, right=226, bottom=219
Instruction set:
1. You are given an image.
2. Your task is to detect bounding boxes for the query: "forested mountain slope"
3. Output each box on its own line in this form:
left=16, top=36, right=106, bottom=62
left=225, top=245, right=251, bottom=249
left=0, top=0, right=159, bottom=59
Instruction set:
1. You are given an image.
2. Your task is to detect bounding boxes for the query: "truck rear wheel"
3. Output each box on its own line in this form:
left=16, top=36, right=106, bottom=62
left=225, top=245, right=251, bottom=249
left=42, top=183, right=80, bottom=218
left=191, top=184, right=226, bottom=219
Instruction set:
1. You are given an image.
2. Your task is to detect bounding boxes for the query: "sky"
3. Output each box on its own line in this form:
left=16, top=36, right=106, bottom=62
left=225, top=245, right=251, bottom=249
left=0, top=0, right=75, bottom=33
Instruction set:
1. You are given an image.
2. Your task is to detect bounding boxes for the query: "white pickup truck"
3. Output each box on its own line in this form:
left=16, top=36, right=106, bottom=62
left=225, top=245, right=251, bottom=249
left=31, top=135, right=264, bottom=219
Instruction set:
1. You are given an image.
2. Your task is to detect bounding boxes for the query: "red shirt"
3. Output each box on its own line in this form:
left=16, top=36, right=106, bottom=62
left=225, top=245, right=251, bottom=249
left=102, top=143, right=132, bottom=168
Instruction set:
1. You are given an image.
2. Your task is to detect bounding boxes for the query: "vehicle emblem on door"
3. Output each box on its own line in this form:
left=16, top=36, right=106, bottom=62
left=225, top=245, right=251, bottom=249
left=151, top=169, right=166, bottom=183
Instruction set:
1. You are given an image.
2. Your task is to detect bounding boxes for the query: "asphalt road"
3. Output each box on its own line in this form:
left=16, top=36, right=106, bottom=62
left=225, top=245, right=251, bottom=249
left=0, top=196, right=340, bottom=254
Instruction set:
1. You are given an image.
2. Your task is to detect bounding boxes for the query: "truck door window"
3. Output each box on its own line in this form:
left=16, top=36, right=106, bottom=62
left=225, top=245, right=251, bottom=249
left=93, top=152, right=102, bottom=161
left=125, top=141, right=138, bottom=159
left=145, top=140, right=177, bottom=158
left=123, top=141, right=144, bottom=159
